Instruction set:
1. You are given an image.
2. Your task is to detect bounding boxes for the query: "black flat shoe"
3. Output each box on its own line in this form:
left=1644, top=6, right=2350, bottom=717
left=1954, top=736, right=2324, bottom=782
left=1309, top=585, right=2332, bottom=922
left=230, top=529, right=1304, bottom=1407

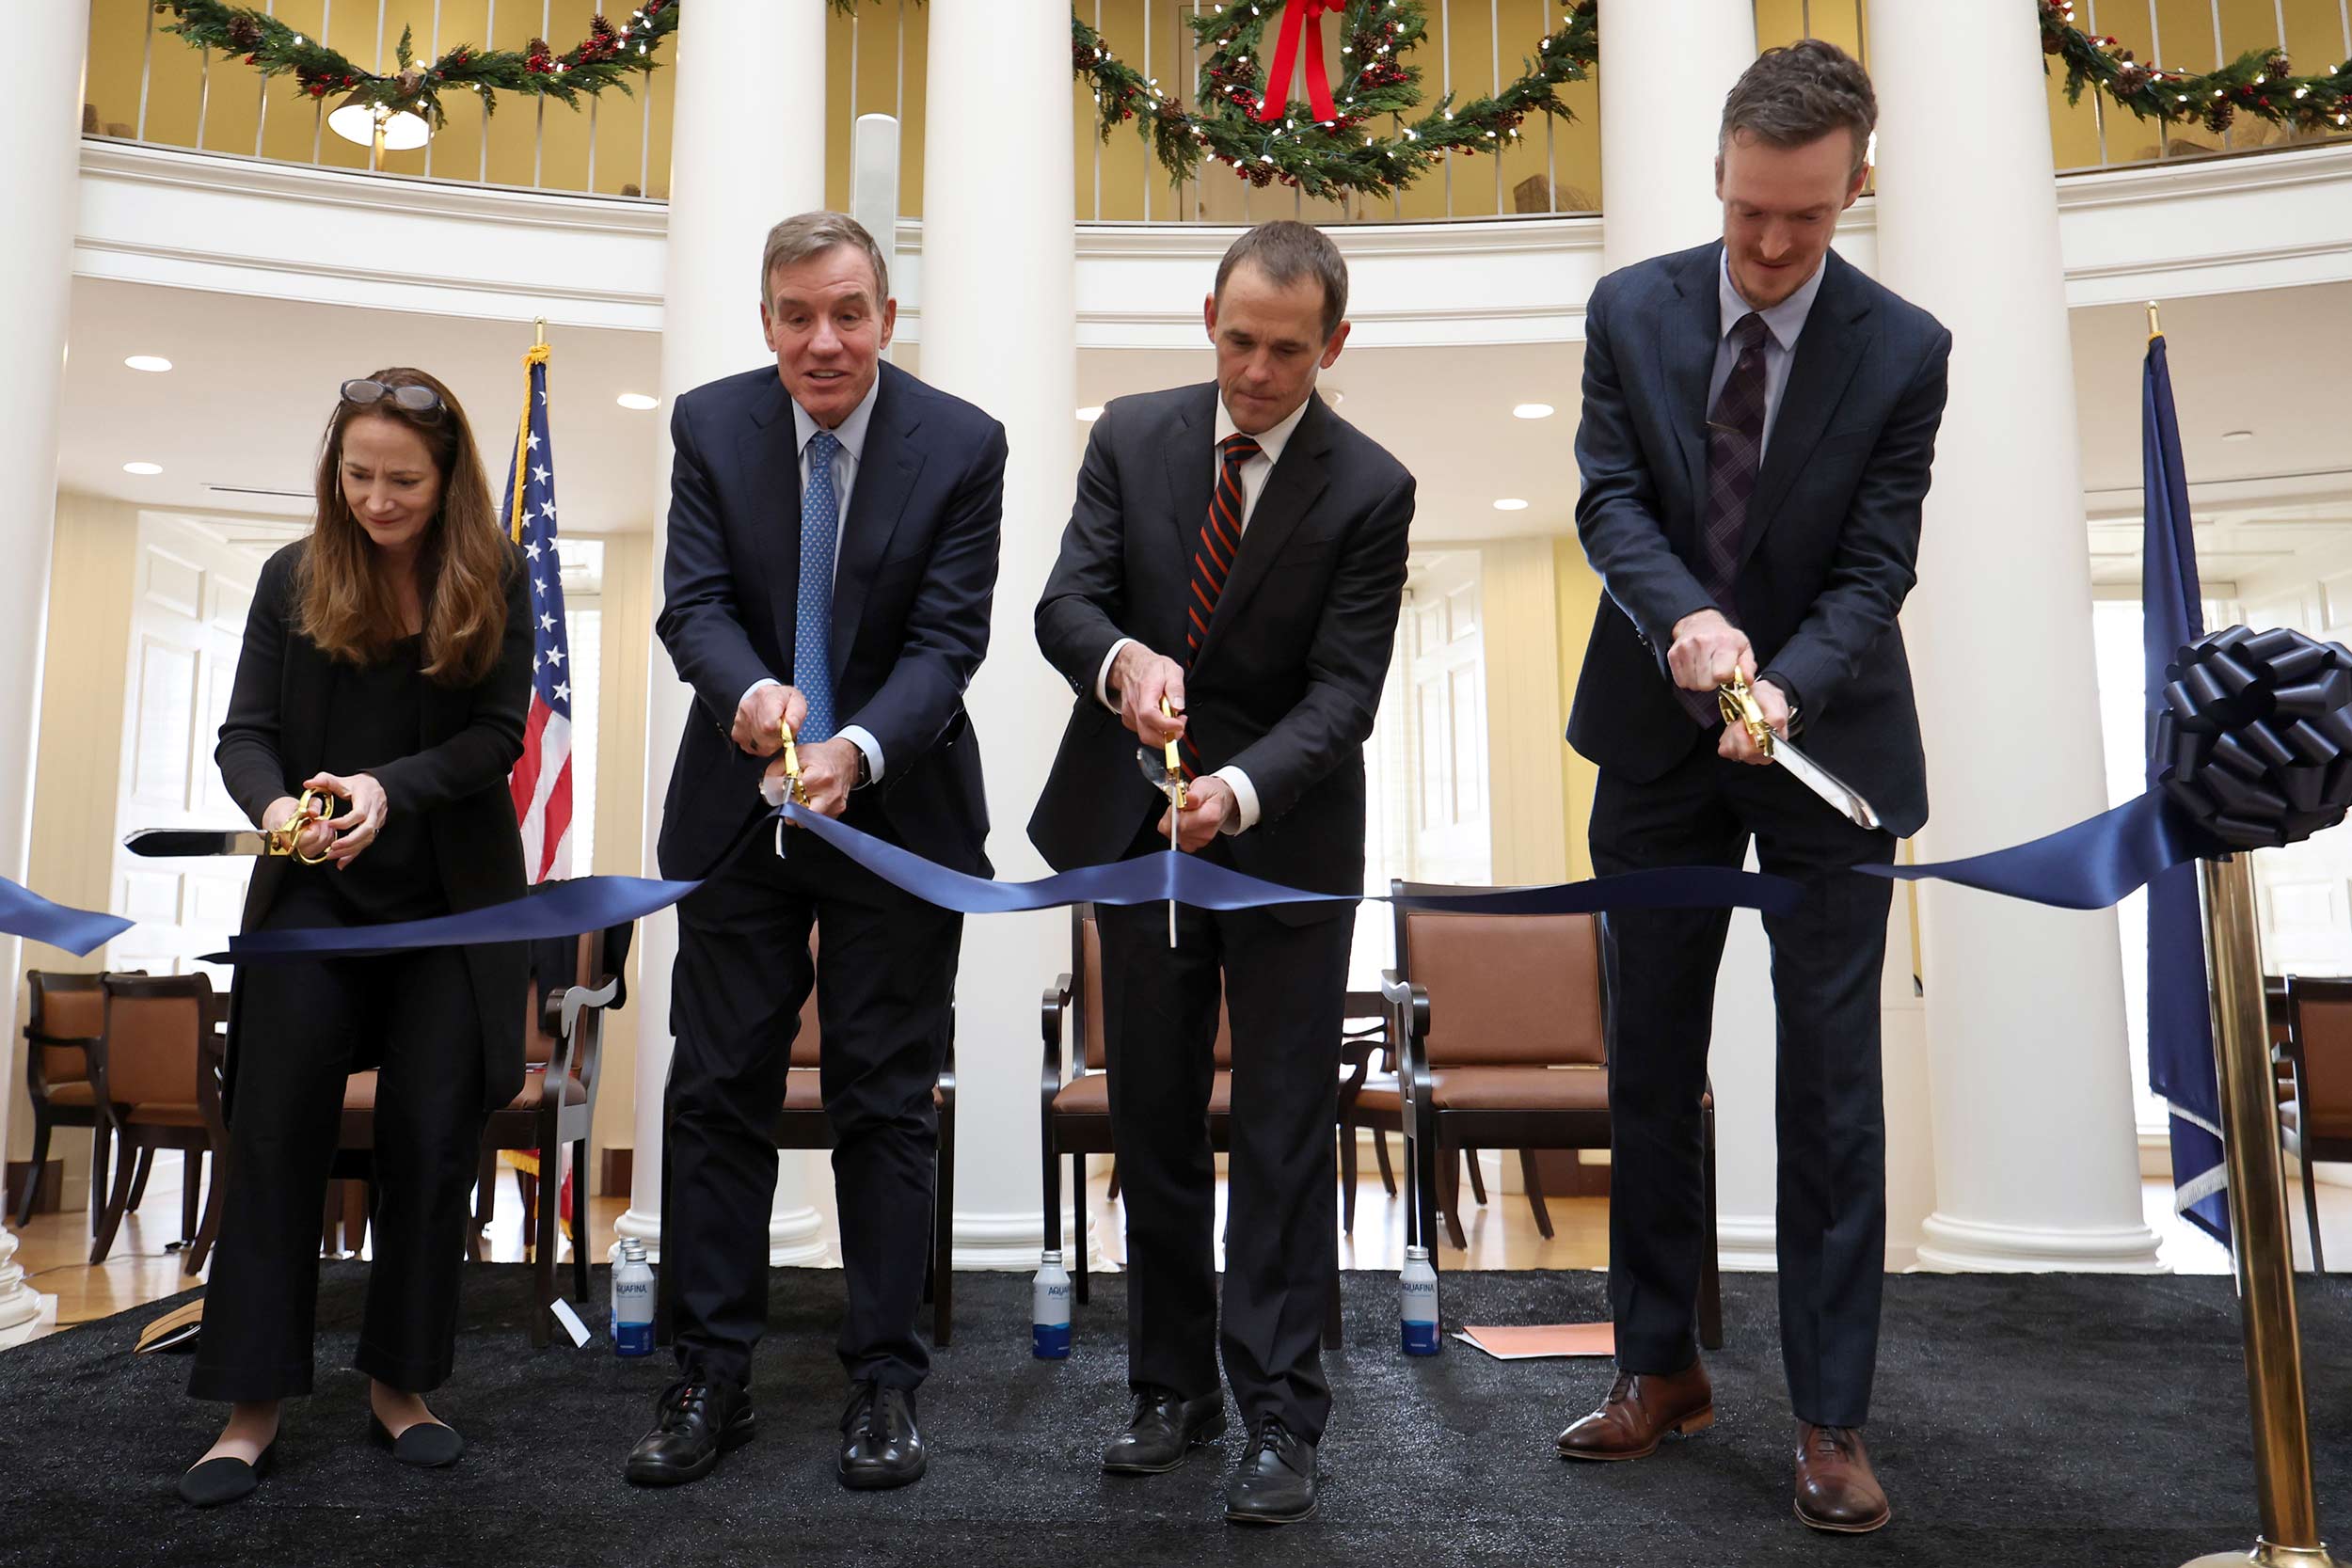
left=625, top=1382, right=755, bottom=1487
left=1103, top=1386, right=1228, bottom=1475
left=1224, top=1418, right=1317, bottom=1526
left=369, top=1413, right=465, bottom=1468
left=178, top=1441, right=275, bottom=1508
left=837, top=1382, right=926, bottom=1491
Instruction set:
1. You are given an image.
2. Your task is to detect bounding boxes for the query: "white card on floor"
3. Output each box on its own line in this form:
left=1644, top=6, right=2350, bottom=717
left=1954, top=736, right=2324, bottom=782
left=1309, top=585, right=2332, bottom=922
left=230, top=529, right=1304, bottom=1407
left=550, top=1297, right=591, bottom=1348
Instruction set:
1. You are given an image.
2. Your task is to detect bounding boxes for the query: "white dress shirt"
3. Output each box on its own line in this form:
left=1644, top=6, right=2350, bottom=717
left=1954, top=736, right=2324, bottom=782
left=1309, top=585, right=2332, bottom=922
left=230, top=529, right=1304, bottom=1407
left=1708, top=247, right=1826, bottom=461
left=1094, top=391, right=1315, bottom=835
left=743, top=373, right=884, bottom=785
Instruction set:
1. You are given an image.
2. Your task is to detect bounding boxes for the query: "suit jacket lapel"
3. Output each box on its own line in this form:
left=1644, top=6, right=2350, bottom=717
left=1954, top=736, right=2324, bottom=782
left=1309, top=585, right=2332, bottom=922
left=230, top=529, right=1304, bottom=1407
left=1161, top=384, right=1219, bottom=600
left=1739, top=252, right=1875, bottom=571
left=1193, top=393, right=1333, bottom=673
left=737, top=375, right=805, bottom=681
left=1660, top=245, right=1722, bottom=529
left=829, top=363, right=926, bottom=681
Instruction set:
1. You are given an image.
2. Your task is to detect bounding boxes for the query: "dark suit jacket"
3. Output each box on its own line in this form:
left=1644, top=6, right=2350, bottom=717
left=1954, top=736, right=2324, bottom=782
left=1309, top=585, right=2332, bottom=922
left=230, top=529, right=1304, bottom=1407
left=217, top=540, right=533, bottom=1111
left=655, top=360, right=1007, bottom=880
left=1567, top=242, right=1951, bottom=839
left=1030, top=385, right=1415, bottom=923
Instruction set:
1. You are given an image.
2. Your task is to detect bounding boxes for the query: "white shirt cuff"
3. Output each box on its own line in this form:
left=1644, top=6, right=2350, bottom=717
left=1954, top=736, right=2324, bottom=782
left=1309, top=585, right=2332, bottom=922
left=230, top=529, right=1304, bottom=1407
left=837, top=724, right=884, bottom=785
left=739, top=676, right=780, bottom=724
left=1211, top=766, right=1259, bottom=834
left=1094, top=637, right=1134, bottom=711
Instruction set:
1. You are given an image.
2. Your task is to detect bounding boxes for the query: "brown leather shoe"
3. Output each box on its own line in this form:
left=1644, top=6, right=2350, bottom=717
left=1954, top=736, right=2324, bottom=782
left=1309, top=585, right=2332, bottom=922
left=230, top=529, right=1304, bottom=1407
left=1554, top=1361, right=1714, bottom=1461
left=1793, top=1422, right=1891, bottom=1533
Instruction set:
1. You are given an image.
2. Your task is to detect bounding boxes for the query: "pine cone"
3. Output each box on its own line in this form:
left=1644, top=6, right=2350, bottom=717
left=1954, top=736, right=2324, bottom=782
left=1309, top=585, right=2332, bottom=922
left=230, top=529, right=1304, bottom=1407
left=227, top=15, right=262, bottom=54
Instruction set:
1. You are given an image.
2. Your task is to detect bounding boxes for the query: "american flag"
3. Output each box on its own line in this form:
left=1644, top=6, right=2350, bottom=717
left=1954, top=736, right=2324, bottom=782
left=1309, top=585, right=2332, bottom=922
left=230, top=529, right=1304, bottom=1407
left=501, top=341, right=574, bottom=882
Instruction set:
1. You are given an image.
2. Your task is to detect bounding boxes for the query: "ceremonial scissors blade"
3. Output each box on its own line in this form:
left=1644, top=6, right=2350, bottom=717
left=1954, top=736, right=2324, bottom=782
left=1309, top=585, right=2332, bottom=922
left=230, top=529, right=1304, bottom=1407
left=1718, top=674, right=1883, bottom=832
left=125, top=786, right=338, bottom=862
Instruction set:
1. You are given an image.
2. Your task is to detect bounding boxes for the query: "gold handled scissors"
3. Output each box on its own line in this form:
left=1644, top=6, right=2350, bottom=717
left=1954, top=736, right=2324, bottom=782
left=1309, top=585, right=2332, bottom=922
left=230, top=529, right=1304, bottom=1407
left=267, top=786, right=336, bottom=863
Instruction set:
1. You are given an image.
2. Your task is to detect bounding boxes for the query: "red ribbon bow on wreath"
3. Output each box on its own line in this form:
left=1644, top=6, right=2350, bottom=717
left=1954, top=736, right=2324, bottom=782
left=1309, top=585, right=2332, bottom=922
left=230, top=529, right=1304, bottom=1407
left=1255, top=0, right=1343, bottom=125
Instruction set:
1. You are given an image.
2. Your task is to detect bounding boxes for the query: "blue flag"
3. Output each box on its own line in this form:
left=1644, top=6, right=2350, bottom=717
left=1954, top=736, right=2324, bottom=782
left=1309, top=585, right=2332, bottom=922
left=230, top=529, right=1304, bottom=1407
left=2142, top=331, right=2229, bottom=1246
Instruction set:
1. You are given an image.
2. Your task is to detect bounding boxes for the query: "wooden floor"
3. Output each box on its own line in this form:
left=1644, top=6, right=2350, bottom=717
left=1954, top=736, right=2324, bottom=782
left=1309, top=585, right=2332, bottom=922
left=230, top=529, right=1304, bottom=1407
left=10, top=1137, right=2338, bottom=1344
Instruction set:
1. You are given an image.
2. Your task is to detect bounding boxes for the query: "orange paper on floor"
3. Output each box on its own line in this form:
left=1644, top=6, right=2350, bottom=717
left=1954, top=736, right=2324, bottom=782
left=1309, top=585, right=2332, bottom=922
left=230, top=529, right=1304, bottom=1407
left=1454, top=1323, right=1615, bottom=1359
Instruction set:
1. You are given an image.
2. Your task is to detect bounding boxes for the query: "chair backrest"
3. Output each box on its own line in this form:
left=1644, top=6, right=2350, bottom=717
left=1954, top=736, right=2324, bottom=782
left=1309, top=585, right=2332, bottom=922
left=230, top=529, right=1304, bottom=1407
left=97, top=973, right=212, bottom=1107
left=25, top=970, right=108, bottom=1086
left=2286, top=974, right=2352, bottom=1130
left=526, top=929, right=611, bottom=1071
left=1391, top=884, right=1606, bottom=1068
left=1073, top=906, right=1231, bottom=1072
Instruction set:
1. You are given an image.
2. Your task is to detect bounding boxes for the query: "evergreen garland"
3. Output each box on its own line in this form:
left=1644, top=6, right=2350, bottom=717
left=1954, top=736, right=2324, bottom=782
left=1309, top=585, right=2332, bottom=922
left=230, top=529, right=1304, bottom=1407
left=151, top=0, right=679, bottom=127
left=2040, top=0, right=2352, bottom=139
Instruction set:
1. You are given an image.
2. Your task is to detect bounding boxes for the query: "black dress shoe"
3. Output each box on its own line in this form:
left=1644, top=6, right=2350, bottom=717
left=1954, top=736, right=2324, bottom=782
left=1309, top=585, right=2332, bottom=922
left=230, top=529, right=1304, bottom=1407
left=1224, top=1417, right=1317, bottom=1526
left=625, top=1381, right=755, bottom=1487
left=369, top=1412, right=465, bottom=1468
left=837, top=1382, right=926, bottom=1491
left=178, top=1441, right=275, bottom=1509
left=1103, top=1386, right=1228, bottom=1474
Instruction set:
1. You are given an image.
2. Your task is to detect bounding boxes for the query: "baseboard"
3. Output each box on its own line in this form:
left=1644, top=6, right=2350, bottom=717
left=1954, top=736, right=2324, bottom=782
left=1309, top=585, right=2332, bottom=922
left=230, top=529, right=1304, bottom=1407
left=2, top=1159, right=63, bottom=1215
left=598, top=1148, right=632, bottom=1200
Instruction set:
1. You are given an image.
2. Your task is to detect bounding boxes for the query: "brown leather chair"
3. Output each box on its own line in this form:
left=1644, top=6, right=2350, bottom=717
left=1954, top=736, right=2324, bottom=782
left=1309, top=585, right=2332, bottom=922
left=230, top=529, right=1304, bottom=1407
left=2280, top=974, right=2352, bottom=1273
left=87, top=974, right=223, bottom=1271
left=1041, top=905, right=1345, bottom=1346
left=1384, top=885, right=1724, bottom=1350
left=475, top=928, right=624, bottom=1348
left=772, top=931, right=957, bottom=1348
left=14, top=971, right=115, bottom=1227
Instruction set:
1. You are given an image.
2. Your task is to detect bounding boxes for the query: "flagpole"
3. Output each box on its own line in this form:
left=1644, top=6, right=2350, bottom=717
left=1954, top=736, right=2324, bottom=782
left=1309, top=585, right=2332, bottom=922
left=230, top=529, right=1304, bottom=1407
left=510, top=319, right=548, bottom=545
left=2183, top=852, right=2337, bottom=1568
left=2148, top=298, right=2162, bottom=340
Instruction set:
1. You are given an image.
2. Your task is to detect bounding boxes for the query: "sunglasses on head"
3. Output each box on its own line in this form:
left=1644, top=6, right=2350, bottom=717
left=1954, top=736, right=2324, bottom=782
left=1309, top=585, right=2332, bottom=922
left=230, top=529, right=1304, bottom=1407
left=341, top=378, right=445, bottom=420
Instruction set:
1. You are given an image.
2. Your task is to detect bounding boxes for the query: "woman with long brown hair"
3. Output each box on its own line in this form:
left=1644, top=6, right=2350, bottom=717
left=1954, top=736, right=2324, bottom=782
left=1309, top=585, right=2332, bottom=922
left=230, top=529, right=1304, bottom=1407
left=179, top=368, right=532, bottom=1507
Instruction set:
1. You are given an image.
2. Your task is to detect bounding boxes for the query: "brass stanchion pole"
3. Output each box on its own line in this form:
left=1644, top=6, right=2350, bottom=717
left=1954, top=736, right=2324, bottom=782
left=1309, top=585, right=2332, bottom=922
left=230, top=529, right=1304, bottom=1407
left=2185, top=851, right=2336, bottom=1568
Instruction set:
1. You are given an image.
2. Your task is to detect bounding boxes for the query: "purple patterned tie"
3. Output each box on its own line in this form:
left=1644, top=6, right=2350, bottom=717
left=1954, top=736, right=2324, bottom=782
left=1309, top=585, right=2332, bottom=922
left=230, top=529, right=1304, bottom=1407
left=1677, top=310, right=1771, bottom=728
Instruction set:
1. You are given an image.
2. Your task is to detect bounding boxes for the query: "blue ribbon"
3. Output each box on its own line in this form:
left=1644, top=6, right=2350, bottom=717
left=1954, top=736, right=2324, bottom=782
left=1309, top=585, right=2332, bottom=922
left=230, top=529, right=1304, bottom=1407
left=0, top=879, right=135, bottom=958
left=193, top=803, right=1801, bottom=963
left=1858, top=788, right=2204, bottom=911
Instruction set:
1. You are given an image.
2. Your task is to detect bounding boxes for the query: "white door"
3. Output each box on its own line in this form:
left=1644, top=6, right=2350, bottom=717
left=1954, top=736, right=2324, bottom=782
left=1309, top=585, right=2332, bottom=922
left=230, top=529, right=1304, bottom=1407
left=2245, top=579, right=2352, bottom=976
left=1402, top=550, right=1491, bottom=887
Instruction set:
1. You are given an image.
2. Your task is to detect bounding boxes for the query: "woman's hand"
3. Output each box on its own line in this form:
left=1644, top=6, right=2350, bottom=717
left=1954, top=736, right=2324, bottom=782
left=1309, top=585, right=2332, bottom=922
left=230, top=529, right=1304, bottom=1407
left=302, top=772, right=389, bottom=868
left=262, top=794, right=339, bottom=861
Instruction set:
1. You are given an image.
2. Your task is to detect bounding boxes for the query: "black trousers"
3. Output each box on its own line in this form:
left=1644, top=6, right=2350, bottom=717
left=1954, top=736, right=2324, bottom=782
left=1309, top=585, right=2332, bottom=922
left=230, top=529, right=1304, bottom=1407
left=664, top=822, right=960, bottom=1392
left=189, top=886, right=486, bottom=1403
left=1095, top=833, right=1352, bottom=1445
left=1590, top=739, right=1896, bottom=1430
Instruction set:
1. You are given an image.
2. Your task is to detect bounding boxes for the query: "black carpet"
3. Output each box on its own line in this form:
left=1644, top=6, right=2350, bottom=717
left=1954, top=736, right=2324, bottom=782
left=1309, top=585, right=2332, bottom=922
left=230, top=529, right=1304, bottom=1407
left=3, top=1265, right=2348, bottom=1566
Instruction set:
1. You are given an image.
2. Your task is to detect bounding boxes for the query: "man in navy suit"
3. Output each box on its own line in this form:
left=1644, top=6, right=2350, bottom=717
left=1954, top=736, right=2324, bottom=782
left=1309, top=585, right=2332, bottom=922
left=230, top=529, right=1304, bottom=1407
left=1554, top=42, right=1950, bottom=1535
left=625, top=211, right=1006, bottom=1494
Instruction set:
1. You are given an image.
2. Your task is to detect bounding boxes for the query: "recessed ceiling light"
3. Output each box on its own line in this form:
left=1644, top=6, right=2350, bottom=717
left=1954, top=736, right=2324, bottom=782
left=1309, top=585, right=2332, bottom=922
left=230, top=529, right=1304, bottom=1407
left=1076, top=406, right=1104, bottom=421
left=615, top=392, right=659, bottom=410
left=2221, top=429, right=2254, bottom=442
left=124, top=355, right=173, bottom=373
left=1493, top=498, right=1530, bottom=512
left=122, top=461, right=163, bottom=475
left=1512, top=403, right=1554, bottom=420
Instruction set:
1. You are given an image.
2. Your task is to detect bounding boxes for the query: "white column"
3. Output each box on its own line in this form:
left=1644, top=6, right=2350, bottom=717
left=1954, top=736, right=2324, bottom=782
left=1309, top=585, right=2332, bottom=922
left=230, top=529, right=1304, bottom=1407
left=1868, top=0, right=2160, bottom=1271
left=619, top=0, right=832, bottom=1268
left=1598, top=0, right=1795, bottom=1271
left=0, top=0, right=87, bottom=1346
left=920, top=0, right=1077, bottom=1269
left=1597, top=0, right=1756, bottom=272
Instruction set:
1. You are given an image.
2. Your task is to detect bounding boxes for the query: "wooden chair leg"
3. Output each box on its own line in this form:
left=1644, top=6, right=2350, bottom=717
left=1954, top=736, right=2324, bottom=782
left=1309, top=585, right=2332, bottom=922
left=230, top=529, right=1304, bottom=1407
left=1073, top=1151, right=1090, bottom=1307
left=2301, top=1142, right=2327, bottom=1274
left=87, top=1123, right=112, bottom=1243
left=530, top=1145, right=557, bottom=1350
left=1700, top=1114, right=1724, bottom=1351
left=185, top=1147, right=227, bottom=1277
left=1340, top=1125, right=1359, bottom=1236
left=126, top=1145, right=154, bottom=1214
left=1463, top=1146, right=1488, bottom=1206
left=1105, top=1157, right=1120, bottom=1202
left=472, top=1143, right=498, bottom=1230
left=88, top=1134, right=137, bottom=1265
left=181, top=1149, right=202, bottom=1243
left=13, top=1110, right=51, bottom=1227
left=1372, top=1127, right=1396, bottom=1196
left=1439, top=1139, right=1468, bottom=1251
left=1518, top=1148, right=1554, bottom=1241
left=570, top=1138, right=591, bottom=1303
left=1323, top=1265, right=1343, bottom=1350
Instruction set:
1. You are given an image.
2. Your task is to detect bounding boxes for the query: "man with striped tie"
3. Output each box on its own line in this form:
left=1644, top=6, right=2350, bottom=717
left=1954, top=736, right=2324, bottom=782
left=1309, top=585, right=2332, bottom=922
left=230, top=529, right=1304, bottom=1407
left=1032, top=220, right=1415, bottom=1528
left=628, top=211, right=1006, bottom=1493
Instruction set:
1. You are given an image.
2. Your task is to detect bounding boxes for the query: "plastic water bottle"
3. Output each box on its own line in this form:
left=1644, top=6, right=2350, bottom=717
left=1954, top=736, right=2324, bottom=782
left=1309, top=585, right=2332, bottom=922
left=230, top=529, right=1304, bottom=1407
left=612, top=1238, right=656, bottom=1357
left=1032, top=1249, right=1073, bottom=1358
left=1401, top=1245, right=1440, bottom=1355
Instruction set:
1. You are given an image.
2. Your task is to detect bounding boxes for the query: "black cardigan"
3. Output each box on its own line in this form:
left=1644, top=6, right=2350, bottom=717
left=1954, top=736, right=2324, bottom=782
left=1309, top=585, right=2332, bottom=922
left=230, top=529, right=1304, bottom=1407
left=216, top=540, right=534, bottom=1111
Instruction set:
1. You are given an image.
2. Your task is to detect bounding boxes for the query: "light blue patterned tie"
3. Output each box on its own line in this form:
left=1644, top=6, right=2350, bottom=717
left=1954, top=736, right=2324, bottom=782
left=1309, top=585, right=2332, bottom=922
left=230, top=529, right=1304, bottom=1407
left=795, top=430, right=841, bottom=743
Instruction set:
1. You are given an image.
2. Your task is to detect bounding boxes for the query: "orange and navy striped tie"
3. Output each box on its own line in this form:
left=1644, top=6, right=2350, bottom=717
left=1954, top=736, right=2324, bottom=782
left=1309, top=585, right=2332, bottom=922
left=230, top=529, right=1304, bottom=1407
left=1180, top=432, right=1262, bottom=777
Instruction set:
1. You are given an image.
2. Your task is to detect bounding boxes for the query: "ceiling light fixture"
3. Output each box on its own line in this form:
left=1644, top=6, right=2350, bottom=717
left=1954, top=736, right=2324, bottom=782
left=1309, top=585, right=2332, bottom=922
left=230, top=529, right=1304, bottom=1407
left=122, top=461, right=163, bottom=476
left=326, top=90, right=431, bottom=171
left=616, top=392, right=659, bottom=410
left=1512, top=403, right=1554, bottom=420
left=124, top=356, right=173, bottom=373
left=1492, top=498, right=1530, bottom=512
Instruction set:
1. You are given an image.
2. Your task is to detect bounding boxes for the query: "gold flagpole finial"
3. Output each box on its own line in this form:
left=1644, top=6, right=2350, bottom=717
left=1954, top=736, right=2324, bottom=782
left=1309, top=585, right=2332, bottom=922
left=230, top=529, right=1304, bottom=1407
left=2147, top=299, right=2163, bottom=341
left=532, top=315, right=548, bottom=348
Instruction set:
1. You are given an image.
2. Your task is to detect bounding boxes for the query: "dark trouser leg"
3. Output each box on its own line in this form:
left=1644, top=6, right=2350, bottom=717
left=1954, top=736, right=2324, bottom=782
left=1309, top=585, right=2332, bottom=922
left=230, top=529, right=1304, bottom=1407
left=1216, top=905, right=1351, bottom=1445
left=809, top=836, right=961, bottom=1389
left=668, top=851, right=813, bottom=1393
left=356, top=944, right=488, bottom=1393
left=1733, top=762, right=1896, bottom=1429
left=1588, top=754, right=1746, bottom=1377
left=1097, top=893, right=1226, bottom=1406
left=188, top=931, right=365, bottom=1402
